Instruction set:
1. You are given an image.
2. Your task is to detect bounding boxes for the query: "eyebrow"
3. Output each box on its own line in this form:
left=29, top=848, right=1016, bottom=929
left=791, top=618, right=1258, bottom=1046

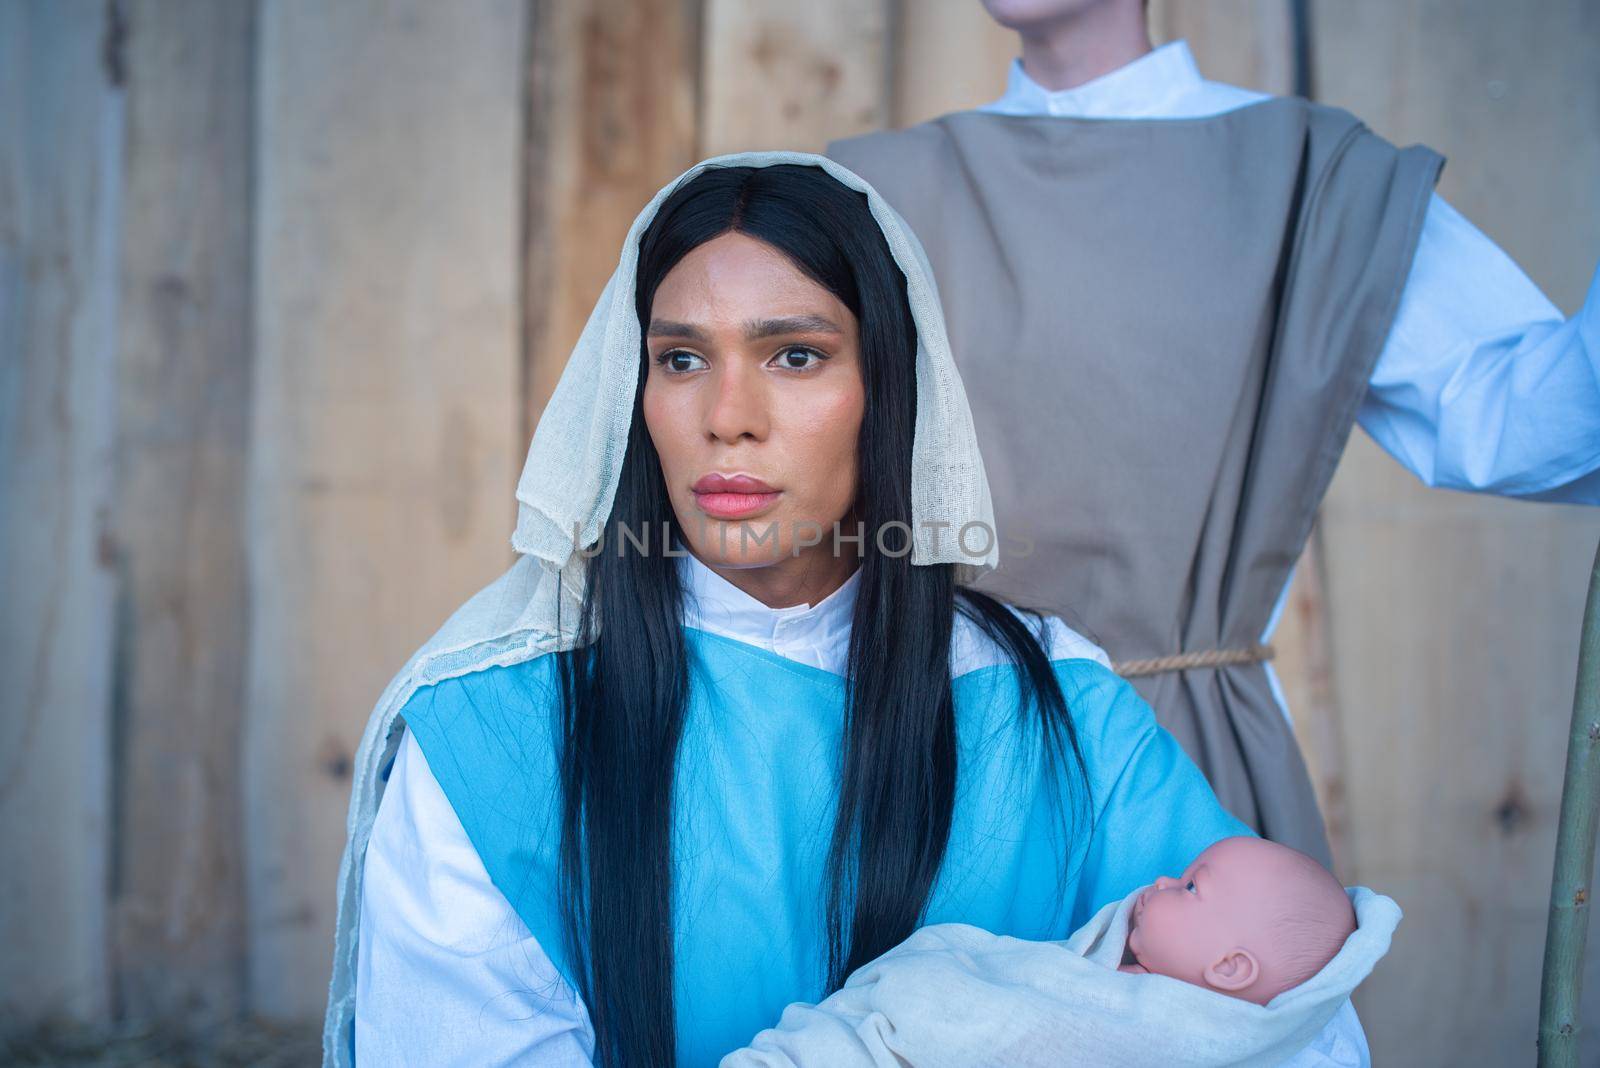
left=647, top=314, right=844, bottom=342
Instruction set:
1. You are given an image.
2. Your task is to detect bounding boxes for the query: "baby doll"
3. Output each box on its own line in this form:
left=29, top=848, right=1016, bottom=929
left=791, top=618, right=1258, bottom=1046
left=723, top=833, right=1389, bottom=1067
left=1117, top=835, right=1358, bottom=1006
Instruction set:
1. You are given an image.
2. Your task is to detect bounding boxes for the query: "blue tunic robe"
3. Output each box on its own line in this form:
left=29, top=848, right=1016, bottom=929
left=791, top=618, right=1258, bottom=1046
left=399, top=625, right=1248, bottom=1066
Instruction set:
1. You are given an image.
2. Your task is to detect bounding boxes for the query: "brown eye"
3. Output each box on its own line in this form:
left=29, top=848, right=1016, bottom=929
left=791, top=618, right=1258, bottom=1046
left=656, top=350, right=706, bottom=373
left=772, top=346, right=825, bottom=371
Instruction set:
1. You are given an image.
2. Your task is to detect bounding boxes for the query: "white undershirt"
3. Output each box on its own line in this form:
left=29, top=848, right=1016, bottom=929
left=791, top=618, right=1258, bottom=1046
left=355, top=552, right=1366, bottom=1065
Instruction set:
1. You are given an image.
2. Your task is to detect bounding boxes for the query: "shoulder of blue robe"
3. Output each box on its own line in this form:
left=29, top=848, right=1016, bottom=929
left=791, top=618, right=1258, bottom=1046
left=396, top=615, right=1248, bottom=1066
left=951, top=604, right=1112, bottom=676
left=325, top=557, right=560, bottom=1068
left=941, top=611, right=1250, bottom=929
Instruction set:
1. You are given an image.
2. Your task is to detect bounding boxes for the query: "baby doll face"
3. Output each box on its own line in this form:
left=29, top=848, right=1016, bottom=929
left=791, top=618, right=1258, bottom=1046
left=1127, top=836, right=1355, bottom=1005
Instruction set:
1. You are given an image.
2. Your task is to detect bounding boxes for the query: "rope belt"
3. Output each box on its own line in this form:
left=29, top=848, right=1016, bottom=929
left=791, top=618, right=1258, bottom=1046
left=1112, top=642, right=1276, bottom=679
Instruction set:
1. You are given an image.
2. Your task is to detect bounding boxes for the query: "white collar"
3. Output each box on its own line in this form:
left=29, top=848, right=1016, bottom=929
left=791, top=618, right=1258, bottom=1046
left=675, top=551, right=1113, bottom=679
left=982, top=39, right=1203, bottom=119
left=678, top=552, right=859, bottom=676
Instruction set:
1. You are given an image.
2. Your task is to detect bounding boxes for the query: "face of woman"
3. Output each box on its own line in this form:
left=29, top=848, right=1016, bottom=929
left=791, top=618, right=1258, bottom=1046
left=643, top=231, right=866, bottom=605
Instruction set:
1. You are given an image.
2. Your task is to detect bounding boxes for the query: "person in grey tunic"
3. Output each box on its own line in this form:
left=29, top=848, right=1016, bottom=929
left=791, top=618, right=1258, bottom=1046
left=825, top=0, right=1599, bottom=869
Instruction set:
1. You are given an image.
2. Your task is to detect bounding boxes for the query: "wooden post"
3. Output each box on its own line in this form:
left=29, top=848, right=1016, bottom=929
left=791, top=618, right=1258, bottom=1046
left=1538, top=542, right=1600, bottom=1066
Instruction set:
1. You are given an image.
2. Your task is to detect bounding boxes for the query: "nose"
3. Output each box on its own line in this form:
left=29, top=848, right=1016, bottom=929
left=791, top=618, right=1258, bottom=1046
left=1153, top=875, right=1179, bottom=891
left=705, top=359, right=769, bottom=444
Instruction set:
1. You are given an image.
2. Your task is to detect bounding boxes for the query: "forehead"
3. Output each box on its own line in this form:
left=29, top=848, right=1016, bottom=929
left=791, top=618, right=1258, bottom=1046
left=650, top=232, right=847, bottom=321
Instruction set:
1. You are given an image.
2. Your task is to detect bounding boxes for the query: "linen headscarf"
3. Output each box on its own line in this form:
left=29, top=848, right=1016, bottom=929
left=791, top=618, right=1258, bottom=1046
left=322, top=150, right=998, bottom=1066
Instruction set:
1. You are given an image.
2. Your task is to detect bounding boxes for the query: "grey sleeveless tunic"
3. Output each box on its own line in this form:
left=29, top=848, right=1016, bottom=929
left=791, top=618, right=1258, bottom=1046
left=827, top=98, right=1443, bottom=867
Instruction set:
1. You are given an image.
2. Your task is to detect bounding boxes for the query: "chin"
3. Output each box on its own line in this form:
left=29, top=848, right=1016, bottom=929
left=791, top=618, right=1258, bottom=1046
left=681, top=526, right=788, bottom=569
left=703, top=549, right=784, bottom=570
left=982, top=0, right=1108, bottom=30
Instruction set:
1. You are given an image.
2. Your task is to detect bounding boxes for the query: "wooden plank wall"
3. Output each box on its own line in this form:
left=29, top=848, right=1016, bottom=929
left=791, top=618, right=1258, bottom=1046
left=892, top=4, right=1014, bottom=128
left=700, top=0, right=890, bottom=155
left=0, top=0, right=122, bottom=1025
left=3, top=3, right=1597, bottom=1060
left=1309, top=3, right=1600, bottom=1063
left=521, top=0, right=699, bottom=429
left=246, top=0, right=527, bottom=1020
left=110, top=0, right=256, bottom=1024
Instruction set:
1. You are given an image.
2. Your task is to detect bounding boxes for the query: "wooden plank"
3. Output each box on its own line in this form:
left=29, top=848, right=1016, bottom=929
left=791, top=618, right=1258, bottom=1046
left=522, top=0, right=700, bottom=429
left=108, top=0, right=255, bottom=1024
left=890, top=0, right=1015, bottom=128
left=1149, top=0, right=1294, bottom=96
left=248, top=0, right=526, bottom=1019
left=0, top=0, right=122, bottom=1025
left=1276, top=533, right=1354, bottom=873
left=1309, top=1, right=1600, bottom=1062
left=700, top=0, right=891, bottom=156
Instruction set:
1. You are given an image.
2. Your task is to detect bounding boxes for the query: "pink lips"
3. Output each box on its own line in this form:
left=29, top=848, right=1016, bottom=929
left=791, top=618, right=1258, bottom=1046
left=691, top=472, right=781, bottom=520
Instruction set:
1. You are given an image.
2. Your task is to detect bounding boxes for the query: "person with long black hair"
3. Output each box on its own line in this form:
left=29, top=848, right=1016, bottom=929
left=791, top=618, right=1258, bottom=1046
left=323, top=154, right=1362, bottom=1067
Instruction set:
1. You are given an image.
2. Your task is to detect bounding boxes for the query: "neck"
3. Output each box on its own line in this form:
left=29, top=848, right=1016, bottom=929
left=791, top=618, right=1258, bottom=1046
left=700, top=548, right=859, bottom=610
left=1014, top=3, right=1153, bottom=92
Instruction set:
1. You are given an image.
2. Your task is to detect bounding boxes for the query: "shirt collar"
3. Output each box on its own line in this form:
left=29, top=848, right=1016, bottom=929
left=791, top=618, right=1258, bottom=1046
left=678, top=551, right=859, bottom=676
left=982, top=39, right=1203, bottom=118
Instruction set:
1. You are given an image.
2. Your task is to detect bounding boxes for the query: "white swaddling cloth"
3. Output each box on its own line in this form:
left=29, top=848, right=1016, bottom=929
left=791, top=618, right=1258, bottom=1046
left=722, top=886, right=1401, bottom=1068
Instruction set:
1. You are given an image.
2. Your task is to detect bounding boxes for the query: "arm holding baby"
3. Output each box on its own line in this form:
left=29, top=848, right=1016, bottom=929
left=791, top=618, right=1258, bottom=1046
left=722, top=836, right=1393, bottom=1068
left=721, top=664, right=1393, bottom=1068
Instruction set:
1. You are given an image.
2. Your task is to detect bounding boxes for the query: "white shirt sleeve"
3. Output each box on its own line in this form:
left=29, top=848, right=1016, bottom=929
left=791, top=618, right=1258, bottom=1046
left=355, top=729, right=596, bottom=1067
left=1360, top=193, right=1600, bottom=503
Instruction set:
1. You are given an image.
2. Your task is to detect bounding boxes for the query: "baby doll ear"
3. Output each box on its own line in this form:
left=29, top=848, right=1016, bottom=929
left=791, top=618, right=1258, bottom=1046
left=1203, top=948, right=1260, bottom=993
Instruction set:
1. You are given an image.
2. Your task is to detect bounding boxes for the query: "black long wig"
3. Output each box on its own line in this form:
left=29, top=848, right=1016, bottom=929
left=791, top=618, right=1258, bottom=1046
left=552, top=164, right=1089, bottom=1067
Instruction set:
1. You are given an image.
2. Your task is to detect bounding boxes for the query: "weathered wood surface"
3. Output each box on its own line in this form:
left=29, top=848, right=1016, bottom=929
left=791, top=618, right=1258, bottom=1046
left=1151, top=0, right=1294, bottom=95
left=890, top=0, right=1014, bottom=128
left=247, top=0, right=527, bottom=1019
left=522, top=0, right=699, bottom=431
left=700, top=0, right=891, bottom=156
left=0, top=0, right=123, bottom=1024
left=1309, top=2, right=1600, bottom=1063
left=108, top=0, right=256, bottom=1024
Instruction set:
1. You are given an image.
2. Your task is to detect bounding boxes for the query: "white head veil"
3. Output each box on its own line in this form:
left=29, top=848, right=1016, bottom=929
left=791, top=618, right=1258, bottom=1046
left=322, top=150, right=997, bottom=1066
